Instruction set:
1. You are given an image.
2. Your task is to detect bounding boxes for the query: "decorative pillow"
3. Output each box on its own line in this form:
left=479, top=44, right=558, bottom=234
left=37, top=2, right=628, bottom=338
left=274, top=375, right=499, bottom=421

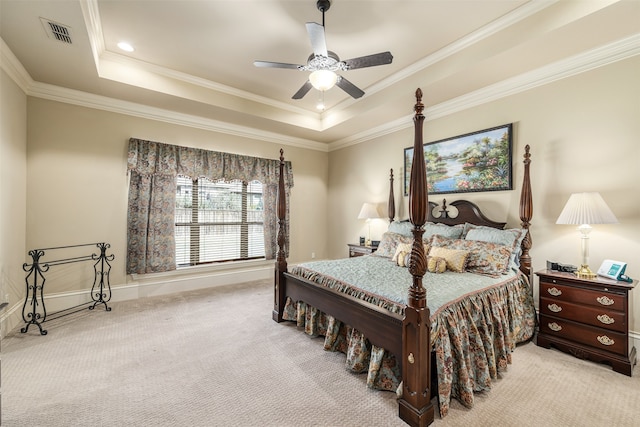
left=428, top=247, right=469, bottom=273
left=422, top=242, right=431, bottom=257
left=374, top=232, right=413, bottom=258
left=423, top=222, right=464, bottom=240
left=385, top=221, right=463, bottom=241
left=510, top=230, right=528, bottom=269
left=427, top=256, right=447, bottom=274
left=392, top=243, right=412, bottom=264
left=463, top=224, right=527, bottom=272
left=431, top=234, right=512, bottom=276
left=388, top=220, right=414, bottom=237
left=393, top=243, right=432, bottom=267
left=396, top=251, right=411, bottom=267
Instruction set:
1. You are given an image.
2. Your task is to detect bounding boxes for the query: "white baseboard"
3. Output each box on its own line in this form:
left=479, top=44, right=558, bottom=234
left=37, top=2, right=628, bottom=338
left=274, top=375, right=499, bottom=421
left=1, top=261, right=273, bottom=337
left=630, top=330, right=640, bottom=353
left=4, top=273, right=639, bottom=357
left=118, top=260, right=273, bottom=301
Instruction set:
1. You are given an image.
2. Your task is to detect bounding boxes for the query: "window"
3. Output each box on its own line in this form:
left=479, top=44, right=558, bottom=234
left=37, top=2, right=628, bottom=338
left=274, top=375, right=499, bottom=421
left=175, top=176, right=264, bottom=266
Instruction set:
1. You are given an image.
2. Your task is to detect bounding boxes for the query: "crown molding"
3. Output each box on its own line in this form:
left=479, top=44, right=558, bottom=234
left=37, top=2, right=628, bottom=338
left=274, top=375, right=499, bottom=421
left=79, top=0, right=554, bottom=127
left=329, top=0, right=559, bottom=113
left=29, top=81, right=329, bottom=152
left=0, top=38, right=33, bottom=93
left=428, top=33, right=640, bottom=122
left=80, top=0, right=317, bottom=121
left=3, top=30, right=638, bottom=154
left=328, top=33, right=640, bottom=152
left=1, top=37, right=327, bottom=152
left=99, top=50, right=316, bottom=119
left=79, top=0, right=104, bottom=71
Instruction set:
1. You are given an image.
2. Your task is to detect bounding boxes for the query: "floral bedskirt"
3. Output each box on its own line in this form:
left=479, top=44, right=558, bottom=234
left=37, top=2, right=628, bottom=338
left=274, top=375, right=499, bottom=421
left=282, top=272, right=536, bottom=417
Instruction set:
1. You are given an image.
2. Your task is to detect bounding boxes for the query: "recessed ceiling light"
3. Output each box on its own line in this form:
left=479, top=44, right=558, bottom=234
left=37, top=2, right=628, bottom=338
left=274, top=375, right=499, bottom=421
left=117, top=41, right=134, bottom=52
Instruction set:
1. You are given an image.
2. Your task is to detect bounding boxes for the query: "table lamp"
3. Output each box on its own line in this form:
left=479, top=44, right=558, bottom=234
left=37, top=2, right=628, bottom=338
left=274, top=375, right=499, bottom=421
left=358, top=203, right=380, bottom=246
left=556, top=192, right=618, bottom=278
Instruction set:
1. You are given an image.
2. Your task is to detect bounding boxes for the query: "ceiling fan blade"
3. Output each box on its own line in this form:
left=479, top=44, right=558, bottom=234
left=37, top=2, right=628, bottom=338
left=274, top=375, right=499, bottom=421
left=343, top=52, right=393, bottom=70
left=292, top=81, right=313, bottom=99
left=254, top=61, right=302, bottom=69
left=336, top=76, right=365, bottom=99
left=306, top=22, right=328, bottom=57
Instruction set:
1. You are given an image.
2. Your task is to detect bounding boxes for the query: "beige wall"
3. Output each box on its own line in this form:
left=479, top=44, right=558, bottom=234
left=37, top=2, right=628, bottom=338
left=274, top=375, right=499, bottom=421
left=4, top=53, right=639, bottom=338
left=25, top=98, right=328, bottom=295
left=0, top=69, right=28, bottom=337
left=328, top=56, right=640, bottom=334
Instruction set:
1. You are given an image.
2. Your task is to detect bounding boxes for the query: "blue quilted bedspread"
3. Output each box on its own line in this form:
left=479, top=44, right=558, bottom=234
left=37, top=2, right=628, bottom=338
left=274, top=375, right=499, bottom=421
left=284, top=254, right=536, bottom=418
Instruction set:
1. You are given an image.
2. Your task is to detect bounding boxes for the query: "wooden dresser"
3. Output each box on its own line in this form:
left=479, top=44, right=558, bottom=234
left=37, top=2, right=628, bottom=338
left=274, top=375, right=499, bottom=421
left=535, top=269, right=637, bottom=376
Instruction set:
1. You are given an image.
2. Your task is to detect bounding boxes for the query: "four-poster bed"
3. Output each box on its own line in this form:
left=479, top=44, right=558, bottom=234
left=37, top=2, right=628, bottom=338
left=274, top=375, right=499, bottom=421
left=273, top=89, right=534, bottom=426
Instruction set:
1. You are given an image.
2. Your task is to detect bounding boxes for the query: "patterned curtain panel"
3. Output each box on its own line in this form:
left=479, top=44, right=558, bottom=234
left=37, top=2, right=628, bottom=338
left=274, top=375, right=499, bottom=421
left=126, top=138, right=293, bottom=274
left=262, top=184, right=291, bottom=260
left=127, top=173, right=178, bottom=273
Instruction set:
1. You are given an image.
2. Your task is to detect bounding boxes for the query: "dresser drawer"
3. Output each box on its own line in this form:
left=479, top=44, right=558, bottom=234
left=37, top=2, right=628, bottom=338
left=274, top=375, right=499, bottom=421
left=539, top=281, right=626, bottom=311
left=540, top=297, right=626, bottom=333
left=539, top=314, right=627, bottom=356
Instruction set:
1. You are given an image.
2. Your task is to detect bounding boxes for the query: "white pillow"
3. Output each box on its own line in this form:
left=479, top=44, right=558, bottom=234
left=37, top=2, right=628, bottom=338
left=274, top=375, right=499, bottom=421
left=388, top=221, right=413, bottom=237
left=423, top=222, right=464, bottom=240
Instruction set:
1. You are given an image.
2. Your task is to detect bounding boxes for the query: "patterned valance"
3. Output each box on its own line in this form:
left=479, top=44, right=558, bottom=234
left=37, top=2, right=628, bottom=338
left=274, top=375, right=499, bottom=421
left=126, top=137, right=293, bottom=274
left=127, top=138, right=294, bottom=188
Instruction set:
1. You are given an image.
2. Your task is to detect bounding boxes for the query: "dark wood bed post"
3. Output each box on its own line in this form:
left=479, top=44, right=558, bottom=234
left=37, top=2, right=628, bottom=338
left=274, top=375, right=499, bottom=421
left=388, top=168, right=396, bottom=222
left=519, top=144, right=533, bottom=285
left=273, top=148, right=287, bottom=323
left=398, top=89, right=435, bottom=427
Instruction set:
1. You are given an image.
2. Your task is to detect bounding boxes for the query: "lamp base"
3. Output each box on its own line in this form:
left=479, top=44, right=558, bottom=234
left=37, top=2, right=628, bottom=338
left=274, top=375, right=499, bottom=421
left=576, top=264, right=596, bottom=279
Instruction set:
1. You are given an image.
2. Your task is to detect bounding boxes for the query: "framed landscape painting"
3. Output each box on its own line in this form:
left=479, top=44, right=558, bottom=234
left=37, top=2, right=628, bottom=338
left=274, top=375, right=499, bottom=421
left=404, top=123, right=513, bottom=195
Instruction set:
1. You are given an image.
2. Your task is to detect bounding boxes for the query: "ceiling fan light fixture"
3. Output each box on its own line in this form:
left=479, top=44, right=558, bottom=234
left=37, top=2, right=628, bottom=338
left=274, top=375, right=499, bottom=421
left=316, top=91, right=326, bottom=111
left=254, top=0, right=391, bottom=100
left=309, top=69, right=338, bottom=91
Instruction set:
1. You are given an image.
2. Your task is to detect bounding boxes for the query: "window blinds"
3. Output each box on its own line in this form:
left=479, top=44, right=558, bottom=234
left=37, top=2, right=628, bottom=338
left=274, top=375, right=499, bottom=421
left=175, top=176, right=264, bottom=266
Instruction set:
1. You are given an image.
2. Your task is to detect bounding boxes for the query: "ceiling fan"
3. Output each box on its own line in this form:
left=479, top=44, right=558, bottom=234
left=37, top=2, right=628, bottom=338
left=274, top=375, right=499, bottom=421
left=254, top=0, right=393, bottom=101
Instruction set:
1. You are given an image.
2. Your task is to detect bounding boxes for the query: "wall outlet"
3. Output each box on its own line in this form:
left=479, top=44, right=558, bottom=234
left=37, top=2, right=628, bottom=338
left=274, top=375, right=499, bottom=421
left=311, top=252, right=316, bottom=259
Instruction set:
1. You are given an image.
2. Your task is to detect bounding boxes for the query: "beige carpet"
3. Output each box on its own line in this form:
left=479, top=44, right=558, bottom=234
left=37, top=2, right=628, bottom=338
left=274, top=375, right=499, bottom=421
left=2, top=279, right=639, bottom=426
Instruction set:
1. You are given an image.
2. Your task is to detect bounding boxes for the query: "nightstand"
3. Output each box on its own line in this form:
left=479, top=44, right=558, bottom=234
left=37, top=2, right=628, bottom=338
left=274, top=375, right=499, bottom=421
left=535, top=269, right=637, bottom=376
left=348, top=244, right=376, bottom=258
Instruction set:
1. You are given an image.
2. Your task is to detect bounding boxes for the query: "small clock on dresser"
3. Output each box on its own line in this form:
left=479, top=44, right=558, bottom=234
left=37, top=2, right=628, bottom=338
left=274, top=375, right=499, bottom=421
left=535, top=269, right=637, bottom=376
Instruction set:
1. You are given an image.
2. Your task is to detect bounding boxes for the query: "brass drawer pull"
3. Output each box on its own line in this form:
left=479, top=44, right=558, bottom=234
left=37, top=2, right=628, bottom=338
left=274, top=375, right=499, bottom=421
left=547, top=303, right=562, bottom=313
left=596, top=296, right=615, bottom=306
left=597, top=335, right=615, bottom=346
left=597, top=314, right=615, bottom=325
left=548, top=322, right=562, bottom=332
left=547, top=287, right=562, bottom=297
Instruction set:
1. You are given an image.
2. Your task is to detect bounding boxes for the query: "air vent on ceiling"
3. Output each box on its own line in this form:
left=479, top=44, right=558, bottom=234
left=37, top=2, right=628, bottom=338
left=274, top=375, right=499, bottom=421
left=40, top=17, right=73, bottom=44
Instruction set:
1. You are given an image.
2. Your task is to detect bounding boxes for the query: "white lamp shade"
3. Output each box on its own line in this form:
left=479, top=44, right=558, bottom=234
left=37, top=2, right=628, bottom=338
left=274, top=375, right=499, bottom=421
left=309, top=70, right=338, bottom=91
left=358, top=203, right=380, bottom=220
left=556, top=192, right=618, bottom=225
